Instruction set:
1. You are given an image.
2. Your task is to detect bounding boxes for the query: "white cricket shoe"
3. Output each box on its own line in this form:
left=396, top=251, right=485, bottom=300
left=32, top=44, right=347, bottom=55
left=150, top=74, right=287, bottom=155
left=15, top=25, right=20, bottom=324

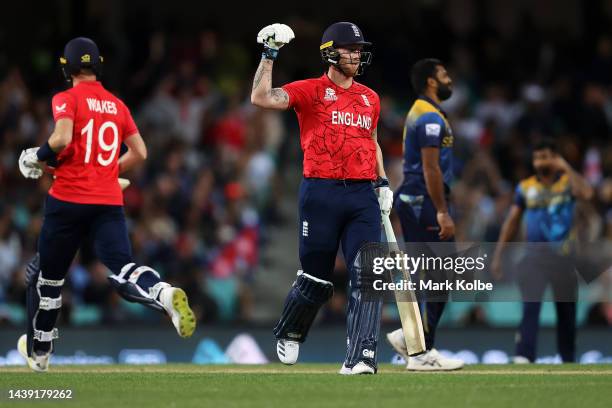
left=512, top=356, right=531, bottom=364
left=277, top=339, right=300, bottom=365
left=407, top=348, right=464, bottom=371
left=17, top=334, right=50, bottom=373
left=159, top=287, right=196, bottom=338
left=339, top=361, right=375, bottom=375
left=386, top=328, right=410, bottom=361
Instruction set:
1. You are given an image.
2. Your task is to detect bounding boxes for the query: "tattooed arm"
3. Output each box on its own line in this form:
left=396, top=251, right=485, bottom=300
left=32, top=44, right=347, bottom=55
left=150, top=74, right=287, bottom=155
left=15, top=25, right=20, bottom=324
left=250, top=59, right=290, bottom=110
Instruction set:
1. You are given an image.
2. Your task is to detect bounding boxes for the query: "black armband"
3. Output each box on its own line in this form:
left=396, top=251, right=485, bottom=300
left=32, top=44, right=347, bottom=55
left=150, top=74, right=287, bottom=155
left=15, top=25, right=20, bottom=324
left=36, top=142, right=57, bottom=162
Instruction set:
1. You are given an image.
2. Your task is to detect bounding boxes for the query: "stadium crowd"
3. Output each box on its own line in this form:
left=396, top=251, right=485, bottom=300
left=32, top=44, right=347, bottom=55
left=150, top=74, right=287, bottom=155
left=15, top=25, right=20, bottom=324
left=1, top=7, right=611, bottom=327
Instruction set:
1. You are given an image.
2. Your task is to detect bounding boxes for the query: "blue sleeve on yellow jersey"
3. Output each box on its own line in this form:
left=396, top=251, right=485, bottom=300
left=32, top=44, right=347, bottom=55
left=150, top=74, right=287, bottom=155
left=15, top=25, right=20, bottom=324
left=514, top=184, right=526, bottom=209
left=415, top=112, right=446, bottom=148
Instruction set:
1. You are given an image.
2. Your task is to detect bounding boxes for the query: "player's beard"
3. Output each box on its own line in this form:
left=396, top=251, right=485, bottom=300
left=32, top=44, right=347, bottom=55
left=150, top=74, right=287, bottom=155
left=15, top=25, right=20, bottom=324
left=336, top=53, right=361, bottom=77
left=336, top=62, right=359, bottom=77
left=437, top=82, right=453, bottom=101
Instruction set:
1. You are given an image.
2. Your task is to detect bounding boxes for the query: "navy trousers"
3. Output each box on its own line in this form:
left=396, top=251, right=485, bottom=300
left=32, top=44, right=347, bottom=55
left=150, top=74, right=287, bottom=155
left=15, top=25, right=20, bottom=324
left=298, top=178, right=382, bottom=367
left=38, top=195, right=134, bottom=281
left=516, top=253, right=577, bottom=362
left=298, top=178, right=381, bottom=284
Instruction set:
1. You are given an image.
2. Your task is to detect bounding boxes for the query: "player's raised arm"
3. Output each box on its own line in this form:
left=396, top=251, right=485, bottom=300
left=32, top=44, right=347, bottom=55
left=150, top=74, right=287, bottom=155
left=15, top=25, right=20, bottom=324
left=553, top=156, right=594, bottom=200
left=250, top=24, right=294, bottom=110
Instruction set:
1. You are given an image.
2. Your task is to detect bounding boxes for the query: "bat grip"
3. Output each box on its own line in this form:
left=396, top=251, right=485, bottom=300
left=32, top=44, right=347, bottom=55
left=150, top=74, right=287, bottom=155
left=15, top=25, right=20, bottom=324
left=381, top=214, right=397, bottom=244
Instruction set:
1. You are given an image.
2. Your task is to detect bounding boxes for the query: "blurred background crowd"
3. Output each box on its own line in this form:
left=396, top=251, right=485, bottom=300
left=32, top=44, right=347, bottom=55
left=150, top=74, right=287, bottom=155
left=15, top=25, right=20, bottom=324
left=0, top=0, right=611, bottom=329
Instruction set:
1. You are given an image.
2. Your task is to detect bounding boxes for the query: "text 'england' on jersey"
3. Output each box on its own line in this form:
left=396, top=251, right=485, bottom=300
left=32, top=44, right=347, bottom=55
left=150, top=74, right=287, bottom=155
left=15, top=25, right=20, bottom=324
left=282, top=74, right=380, bottom=181
left=402, top=97, right=454, bottom=195
left=49, top=81, right=138, bottom=205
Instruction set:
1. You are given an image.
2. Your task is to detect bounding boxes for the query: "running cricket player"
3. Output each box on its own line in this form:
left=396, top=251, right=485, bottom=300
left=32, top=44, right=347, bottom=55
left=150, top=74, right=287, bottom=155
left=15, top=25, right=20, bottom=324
left=17, top=37, right=196, bottom=372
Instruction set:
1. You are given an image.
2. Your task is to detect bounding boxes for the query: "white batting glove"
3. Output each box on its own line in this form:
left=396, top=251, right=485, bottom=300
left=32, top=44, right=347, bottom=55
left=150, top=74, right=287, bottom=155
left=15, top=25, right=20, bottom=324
left=257, top=23, right=294, bottom=60
left=18, top=147, right=43, bottom=179
left=375, top=177, right=393, bottom=216
left=257, top=23, right=295, bottom=49
left=118, top=178, right=131, bottom=190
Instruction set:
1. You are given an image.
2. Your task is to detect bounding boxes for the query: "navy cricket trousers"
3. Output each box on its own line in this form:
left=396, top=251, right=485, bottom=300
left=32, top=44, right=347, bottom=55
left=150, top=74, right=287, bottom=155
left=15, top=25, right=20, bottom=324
left=38, top=195, right=134, bottom=281
left=298, top=178, right=381, bottom=284
left=516, top=253, right=577, bottom=362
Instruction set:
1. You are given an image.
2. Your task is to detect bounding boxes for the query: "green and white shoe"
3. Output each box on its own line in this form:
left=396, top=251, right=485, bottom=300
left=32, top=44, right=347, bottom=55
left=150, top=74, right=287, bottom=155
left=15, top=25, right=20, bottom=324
left=17, top=334, right=50, bottom=373
left=159, top=287, right=196, bottom=338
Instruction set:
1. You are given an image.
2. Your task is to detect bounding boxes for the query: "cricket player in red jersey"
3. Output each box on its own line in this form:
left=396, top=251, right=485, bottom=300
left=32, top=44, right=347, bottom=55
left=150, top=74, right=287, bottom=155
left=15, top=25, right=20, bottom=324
left=251, top=22, right=393, bottom=374
left=16, top=37, right=195, bottom=372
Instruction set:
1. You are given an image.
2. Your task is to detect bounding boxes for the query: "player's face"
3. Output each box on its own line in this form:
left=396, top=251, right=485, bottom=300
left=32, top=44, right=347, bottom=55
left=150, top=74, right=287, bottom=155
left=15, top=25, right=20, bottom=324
left=337, top=45, right=363, bottom=77
left=434, top=66, right=453, bottom=101
left=533, top=148, right=556, bottom=177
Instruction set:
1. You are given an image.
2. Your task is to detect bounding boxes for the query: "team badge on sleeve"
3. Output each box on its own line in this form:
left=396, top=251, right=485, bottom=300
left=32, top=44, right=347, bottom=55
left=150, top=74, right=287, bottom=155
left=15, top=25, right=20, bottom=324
left=425, top=123, right=441, bottom=137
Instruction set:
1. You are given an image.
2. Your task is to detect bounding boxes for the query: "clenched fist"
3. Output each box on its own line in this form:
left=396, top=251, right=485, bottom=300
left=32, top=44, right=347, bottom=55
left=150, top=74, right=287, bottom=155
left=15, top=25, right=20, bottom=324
left=257, top=23, right=295, bottom=60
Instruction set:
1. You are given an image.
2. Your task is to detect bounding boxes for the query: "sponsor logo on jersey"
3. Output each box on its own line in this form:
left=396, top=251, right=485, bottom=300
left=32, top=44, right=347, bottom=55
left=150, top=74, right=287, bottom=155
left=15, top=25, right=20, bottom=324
left=324, top=87, right=337, bottom=101
left=55, top=103, right=67, bottom=113
left=331, top=111, right=372, bottom=130
left=86, top=98, right=118, bottom=115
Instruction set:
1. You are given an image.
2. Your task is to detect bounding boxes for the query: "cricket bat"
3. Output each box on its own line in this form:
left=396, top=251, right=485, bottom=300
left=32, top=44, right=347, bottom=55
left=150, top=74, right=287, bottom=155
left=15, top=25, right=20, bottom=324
left=381, top=214, right=426, bottom=356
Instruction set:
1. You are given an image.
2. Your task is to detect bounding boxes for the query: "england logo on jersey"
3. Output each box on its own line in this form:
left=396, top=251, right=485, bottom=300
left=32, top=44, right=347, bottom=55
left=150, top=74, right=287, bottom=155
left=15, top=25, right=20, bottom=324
left=324, top=87, right=337, bottom=101
left=361, top=94, right=370, bottom=107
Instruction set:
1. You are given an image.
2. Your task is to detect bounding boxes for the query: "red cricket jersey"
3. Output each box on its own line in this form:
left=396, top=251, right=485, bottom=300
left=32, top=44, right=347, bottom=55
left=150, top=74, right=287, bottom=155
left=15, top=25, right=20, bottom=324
left=49, top=81, right=138, bottom=205
left=282, top=74, right=380, bottom=180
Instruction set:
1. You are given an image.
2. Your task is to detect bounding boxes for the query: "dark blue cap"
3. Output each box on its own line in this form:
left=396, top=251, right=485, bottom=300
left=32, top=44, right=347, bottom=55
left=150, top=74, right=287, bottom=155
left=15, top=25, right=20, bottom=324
left=320, top=22, right=371, bottom=50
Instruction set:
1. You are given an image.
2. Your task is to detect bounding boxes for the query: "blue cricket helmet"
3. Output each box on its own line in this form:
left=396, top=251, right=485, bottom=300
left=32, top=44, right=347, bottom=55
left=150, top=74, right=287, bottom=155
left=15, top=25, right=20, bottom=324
left=59, top=37, right=103, bottom=82
left=319, top=22, right=373, bottom=75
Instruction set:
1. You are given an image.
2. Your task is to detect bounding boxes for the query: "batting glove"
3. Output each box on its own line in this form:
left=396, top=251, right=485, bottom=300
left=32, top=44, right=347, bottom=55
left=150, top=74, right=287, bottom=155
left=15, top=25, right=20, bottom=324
left=119, top=178, right=131, bottom=190
left=18, top=147, right=43, bottom=179
left=257, top=23, right=295, bottom=60
left=375, top=177, right=393, bottom=216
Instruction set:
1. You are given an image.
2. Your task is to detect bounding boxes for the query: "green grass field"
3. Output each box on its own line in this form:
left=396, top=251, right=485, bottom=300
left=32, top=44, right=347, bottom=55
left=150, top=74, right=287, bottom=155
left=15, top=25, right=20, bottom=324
left=1, top=364, right=611, bottom=408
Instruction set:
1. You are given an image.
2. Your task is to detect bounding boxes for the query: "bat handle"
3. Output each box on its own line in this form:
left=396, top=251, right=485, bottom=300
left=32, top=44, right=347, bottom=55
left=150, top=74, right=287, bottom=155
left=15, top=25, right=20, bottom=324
left=381, top=214, right=397, bottom=244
